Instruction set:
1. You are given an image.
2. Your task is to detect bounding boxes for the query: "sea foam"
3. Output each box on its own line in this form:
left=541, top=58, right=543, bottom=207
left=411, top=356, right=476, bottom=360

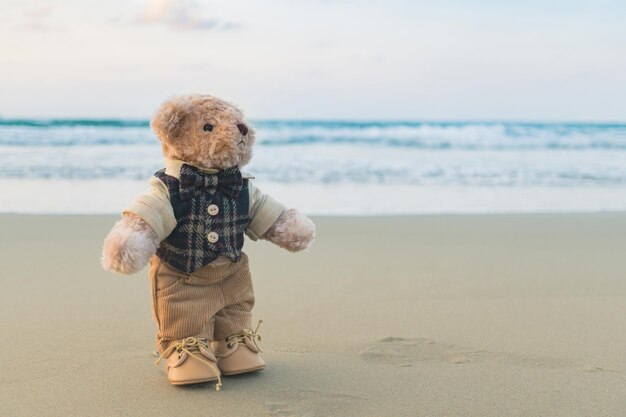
left=1, top=120, right=625, bottom=214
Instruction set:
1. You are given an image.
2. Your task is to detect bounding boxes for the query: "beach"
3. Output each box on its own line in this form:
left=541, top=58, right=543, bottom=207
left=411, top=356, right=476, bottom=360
left=1, top=213, right=625, bottom=417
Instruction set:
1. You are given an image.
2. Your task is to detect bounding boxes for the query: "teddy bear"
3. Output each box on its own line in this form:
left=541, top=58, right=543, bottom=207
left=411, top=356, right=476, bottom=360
left=101, top=94, right=315, bottom=390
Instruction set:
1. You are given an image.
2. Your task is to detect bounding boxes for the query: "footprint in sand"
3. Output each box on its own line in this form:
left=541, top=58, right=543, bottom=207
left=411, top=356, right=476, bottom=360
left=265, top=390, right=366, bottom=417
left=359, top=337, right=617, bottom=372
left=266, top=346, right=310, bottom=354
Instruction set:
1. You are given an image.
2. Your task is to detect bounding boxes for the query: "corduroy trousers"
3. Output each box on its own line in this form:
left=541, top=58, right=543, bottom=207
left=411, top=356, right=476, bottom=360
left=149, top=253, right=255, bottom=353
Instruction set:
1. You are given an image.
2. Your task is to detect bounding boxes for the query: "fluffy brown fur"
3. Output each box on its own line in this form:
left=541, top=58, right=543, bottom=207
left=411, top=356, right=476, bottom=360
left=101, top=94, right=315, bottom=275
left=151, top=94, right=255, bottom=170
left=265, top=209, right=316, bottom=252
left=101, top=213, right=159, bottom=274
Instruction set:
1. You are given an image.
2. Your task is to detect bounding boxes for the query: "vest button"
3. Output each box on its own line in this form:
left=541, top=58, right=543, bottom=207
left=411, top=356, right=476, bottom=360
left=207, top=204, right=219, bottom=216
left=207, top=232, right=219, bottom=243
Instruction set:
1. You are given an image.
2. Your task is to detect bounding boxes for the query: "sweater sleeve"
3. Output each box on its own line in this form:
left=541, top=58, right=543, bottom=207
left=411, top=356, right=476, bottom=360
left=246, top=181, right=286, bottom=241
left=122, top=176, right=177, bottom=241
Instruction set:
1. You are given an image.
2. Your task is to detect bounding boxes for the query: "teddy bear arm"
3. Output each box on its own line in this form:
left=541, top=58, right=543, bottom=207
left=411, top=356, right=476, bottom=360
left=101, top=177, right=177, bottom=275
left=245, top=183, right=315, bottom=252
left=101, top=213, right=161, bottom=275
left=262, top=208, right=316, bottom=252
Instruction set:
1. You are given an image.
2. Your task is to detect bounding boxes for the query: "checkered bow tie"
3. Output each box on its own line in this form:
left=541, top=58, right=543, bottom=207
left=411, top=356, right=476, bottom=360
left=178, top=164, right=243, bottom=200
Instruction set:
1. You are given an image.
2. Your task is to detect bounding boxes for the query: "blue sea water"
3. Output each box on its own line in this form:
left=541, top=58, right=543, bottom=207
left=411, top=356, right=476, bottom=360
left=1, top=119, right=626, bottom=214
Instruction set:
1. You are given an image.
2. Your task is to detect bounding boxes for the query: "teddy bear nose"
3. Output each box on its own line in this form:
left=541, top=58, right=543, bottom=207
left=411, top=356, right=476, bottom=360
left=236, top=123, right=248, bottom=136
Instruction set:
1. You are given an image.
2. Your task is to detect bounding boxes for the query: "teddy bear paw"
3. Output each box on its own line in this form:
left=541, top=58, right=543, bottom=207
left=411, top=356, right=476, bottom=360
left=264, top=208, right=315, bottom=252
left=101, top=214, right=160, bottom=274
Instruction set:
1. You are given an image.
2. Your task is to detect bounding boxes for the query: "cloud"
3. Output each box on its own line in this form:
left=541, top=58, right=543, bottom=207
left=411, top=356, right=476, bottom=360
left=17, top=21, right=63, bottom=32
left=136, top=0, right=241, bottom=31
left=23, top=3, right=54, bottom=19
left=17, top=2, right=64, bottom=32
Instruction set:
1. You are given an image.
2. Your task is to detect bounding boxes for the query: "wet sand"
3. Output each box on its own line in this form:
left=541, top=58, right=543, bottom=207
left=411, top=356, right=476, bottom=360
left=1, top=214, right=625, bottom=416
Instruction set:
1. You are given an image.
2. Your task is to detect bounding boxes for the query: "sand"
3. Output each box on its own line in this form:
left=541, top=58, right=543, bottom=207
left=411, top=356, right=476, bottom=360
left=1, top=214, right=625, bottom=417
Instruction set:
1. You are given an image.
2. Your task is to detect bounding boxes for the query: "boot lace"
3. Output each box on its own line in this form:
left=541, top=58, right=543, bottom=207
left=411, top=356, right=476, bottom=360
left=155, top=337, right=223, bottom=391
left=226, top=320, right=264, bottom=352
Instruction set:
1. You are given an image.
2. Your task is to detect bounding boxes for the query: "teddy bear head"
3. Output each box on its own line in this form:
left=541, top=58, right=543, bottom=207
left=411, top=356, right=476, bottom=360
left=151, top=94, right=255, bottom=170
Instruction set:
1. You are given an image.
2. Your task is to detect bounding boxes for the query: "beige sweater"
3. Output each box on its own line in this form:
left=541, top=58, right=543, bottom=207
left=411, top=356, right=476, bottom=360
left=124, top=158, right=285, bottom=247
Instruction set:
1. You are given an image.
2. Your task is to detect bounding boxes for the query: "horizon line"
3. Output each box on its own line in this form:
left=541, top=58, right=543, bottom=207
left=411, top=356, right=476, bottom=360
left=1, top=117, right=626, bottom=126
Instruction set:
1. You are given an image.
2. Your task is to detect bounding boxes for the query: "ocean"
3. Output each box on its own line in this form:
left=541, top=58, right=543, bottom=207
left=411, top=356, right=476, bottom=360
left=1, top=119, right=626, bottom=214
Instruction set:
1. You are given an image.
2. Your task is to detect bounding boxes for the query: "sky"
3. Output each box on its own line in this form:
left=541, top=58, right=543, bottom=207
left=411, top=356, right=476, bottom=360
left=0, top=0, right=625, bottom=121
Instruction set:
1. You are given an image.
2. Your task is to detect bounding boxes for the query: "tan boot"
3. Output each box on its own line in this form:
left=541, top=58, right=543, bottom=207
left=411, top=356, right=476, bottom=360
left=212, top=321, right=265, bottom=376
left=156, top=337, right=222, bottom=390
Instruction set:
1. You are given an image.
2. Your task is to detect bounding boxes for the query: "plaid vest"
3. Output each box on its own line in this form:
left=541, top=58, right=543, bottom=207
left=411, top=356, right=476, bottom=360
left=154, top=164, right=251, bottom=273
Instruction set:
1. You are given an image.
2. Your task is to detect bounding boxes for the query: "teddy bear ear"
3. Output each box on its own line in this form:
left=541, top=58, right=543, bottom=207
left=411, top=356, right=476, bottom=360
left=150, top=97, right=190, bottom=142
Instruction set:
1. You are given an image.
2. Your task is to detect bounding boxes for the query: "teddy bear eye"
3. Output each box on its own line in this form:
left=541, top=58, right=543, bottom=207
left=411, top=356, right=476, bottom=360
left=203, top=123, right=213, bottom=132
